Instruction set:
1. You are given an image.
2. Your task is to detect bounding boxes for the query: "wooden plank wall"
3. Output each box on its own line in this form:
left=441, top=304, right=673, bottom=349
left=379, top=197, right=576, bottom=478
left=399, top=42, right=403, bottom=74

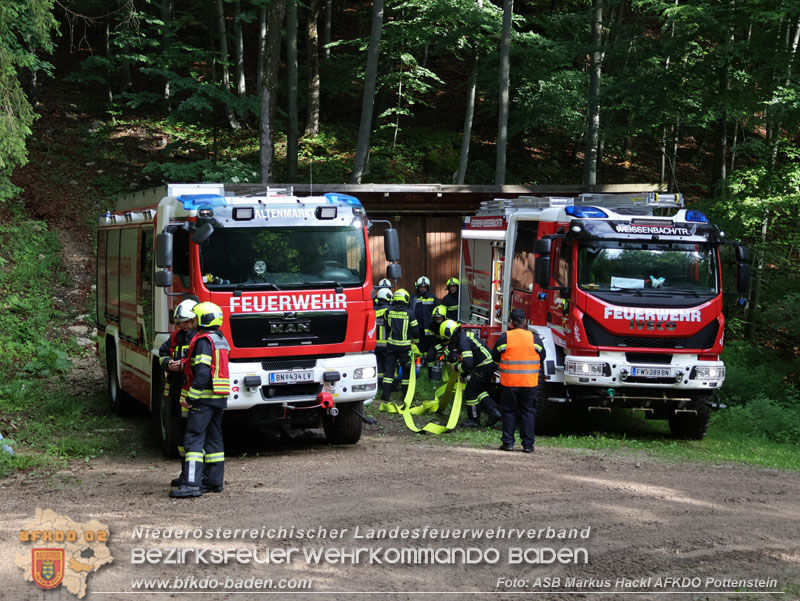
left=369, top=216, right=463, bottom=299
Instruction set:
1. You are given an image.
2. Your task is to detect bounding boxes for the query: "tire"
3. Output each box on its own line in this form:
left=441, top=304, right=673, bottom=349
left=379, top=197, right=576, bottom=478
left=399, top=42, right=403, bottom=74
left=534, top=384, right=564, bottom=435
left=668, top=397, right=711, bottom=440
left=106, top=341, right=133, bottom=415
left=153, top=369, right=182, bottom=458
left=322, top=402, right=363, bottom=445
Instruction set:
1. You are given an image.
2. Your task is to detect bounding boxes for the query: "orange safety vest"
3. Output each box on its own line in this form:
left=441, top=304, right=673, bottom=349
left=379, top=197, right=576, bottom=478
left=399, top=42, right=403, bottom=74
left=498, top=328, right=540, bottom=387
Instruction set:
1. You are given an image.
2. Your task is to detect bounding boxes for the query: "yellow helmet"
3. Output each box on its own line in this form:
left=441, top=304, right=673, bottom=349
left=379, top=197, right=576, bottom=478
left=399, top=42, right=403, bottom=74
left=432, top=304, right=447, bottom=321
left=440, top=319, right=459, bottom=339
left=193, top=302, right=224, bottom=329
left=393, top=288, right=410, bottom=305
left=446, top=277, right=460, bottom=287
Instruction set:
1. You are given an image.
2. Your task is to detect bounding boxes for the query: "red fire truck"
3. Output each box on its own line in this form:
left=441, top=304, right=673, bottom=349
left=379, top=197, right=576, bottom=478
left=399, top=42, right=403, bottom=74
left=459, top=192, right=749, bottom=439
left=97, top=183, right=400, bottom=455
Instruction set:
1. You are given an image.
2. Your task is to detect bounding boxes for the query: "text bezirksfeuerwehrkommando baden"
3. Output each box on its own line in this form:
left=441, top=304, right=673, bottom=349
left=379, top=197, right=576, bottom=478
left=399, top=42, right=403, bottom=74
left=131, top=525, right=591, bottom=541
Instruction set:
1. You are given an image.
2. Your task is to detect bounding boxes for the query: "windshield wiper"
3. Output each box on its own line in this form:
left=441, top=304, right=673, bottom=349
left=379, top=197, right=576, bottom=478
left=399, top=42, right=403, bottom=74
left=667, top=288, right=700, bottom=297
left=611, top=287, right=643, bottom=296
left=237, top=282, right=282, bottom=291
left=302, top=280, right=345, bottom=292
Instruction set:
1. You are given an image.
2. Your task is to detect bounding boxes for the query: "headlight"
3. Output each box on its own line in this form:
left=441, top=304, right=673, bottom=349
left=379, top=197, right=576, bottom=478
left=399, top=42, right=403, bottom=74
left=566, top=361, right=610, bottom=377
left=354, top=366, right=376, bottom=380
left=691, top=366, right=725, bottom=380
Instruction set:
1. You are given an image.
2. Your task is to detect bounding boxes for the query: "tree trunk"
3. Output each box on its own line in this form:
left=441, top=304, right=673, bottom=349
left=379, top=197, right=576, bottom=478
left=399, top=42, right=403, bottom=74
left=216, top=0, right=240, bottom=130
left=161, top=0, right=172, bottom=104
left=495, top=0, right=512, bottom=185
left=351, top=0, right=384, bottom=184
left=260, top=0, right=287, bottom=183
left=583, top=0, right=603, bottom=189
left=324, top=0, right=332, bottom=59
left=287, top=0, right=299, bottom=181
left=234, top=1, right=245, bottom=97
left=456, top=53, right=478, bottom=185
left=257, top=7, right=266, bottom=99
left=305, top=0, right=321, bottom=136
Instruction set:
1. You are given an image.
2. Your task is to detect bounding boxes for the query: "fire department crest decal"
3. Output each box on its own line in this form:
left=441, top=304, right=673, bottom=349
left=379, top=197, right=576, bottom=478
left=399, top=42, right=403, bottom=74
left=32, top=548, right=65, bottom=589
left=15, top=508, right=113, bottom=599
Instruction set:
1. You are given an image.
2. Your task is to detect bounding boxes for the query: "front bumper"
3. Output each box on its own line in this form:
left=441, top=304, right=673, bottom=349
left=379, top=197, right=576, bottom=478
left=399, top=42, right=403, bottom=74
left=563, top=352, right=725, bottom=391
left=227, top=353, right=378, bottom=411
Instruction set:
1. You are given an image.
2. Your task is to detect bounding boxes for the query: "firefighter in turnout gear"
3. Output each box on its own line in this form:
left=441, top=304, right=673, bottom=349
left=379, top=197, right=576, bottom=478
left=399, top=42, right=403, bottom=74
left=159, top=299, right=198, bottom=484
left=425, top=304, right=450, bottom=368
left=410, top=276, right=438, bottom=377
left=441, top=277, right=460, bottom=321
left=442, top=320, right=502, bottom=428
left=492, top=308, right=542, bottom=453
left=374, top=287, right=393, bottom=399
left=170, top=302, right=231, bottom=498
left=381, top=289, right=420, bottom=401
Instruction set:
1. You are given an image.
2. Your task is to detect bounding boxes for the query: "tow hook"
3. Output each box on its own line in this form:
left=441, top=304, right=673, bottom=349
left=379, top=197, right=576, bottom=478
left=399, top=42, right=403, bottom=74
left=353, top=407, right=378, bottom=425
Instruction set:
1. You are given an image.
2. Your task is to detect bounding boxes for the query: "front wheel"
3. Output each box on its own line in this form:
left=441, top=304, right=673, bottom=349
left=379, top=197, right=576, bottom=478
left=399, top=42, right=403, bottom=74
left=106, top=341, right=133, bottom=415
left=668, top=397, right=711, bottom=440
left=322, top=402, right=363, bottom=445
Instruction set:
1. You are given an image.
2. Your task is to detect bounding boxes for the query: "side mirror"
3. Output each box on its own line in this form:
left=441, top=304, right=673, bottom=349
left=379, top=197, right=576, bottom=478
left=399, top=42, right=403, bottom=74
left=155, top=270, right=172, bottom=288
left=737, top=262, right=750, bottom=295
left=156, top=232, right=173, bottom=268
left=384, top=228, right=400, bottom=262
left=534, top=257, right=551, bottom=288
left=735, top=244, right=750, bottom=262
left=192, top=223, right=214, bottom=244
left=534, top=238, right=552, bottom=255
left=386, top=262, right=402, bottom=280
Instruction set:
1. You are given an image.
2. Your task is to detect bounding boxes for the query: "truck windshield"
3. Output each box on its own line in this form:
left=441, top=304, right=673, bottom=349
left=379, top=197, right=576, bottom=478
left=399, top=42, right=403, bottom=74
left=577, top=241, right=719, bottom=295
left=198, top=225, right=367, bottom=289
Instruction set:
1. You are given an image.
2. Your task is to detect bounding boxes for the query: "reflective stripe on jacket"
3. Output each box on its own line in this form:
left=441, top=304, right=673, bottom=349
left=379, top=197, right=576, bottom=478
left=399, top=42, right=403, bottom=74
left=498, top=328, right=540, bottom=387
left=183, top=330, right=231, bottom=401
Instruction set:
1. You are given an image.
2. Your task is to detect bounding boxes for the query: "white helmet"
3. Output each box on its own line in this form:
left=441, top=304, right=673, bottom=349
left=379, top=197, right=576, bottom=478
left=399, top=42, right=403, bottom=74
left=377, top=278, right=392, bottom=288
left=376, top=288, right=393, bottom=302
left=415, top=276, right=431, bottom=288
left=174, top=299, right=198, bottom=323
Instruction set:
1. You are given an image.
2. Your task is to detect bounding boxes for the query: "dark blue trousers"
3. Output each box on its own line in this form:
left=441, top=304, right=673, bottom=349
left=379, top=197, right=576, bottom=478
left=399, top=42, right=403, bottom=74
left=181, top=404, right=224, bottom=488
left=499, top=386, right=536, bottom=448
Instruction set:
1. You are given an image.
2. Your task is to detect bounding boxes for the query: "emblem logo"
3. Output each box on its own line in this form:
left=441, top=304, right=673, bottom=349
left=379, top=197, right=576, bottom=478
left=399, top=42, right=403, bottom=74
left=270, top=321, right=311, bottom=334
left=32, top=548, right=65, bottom=589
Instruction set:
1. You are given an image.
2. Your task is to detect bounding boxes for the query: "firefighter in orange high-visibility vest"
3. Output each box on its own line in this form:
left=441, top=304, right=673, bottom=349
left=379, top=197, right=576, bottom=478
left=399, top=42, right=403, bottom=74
left=492, top=308, right=542, bottom=453
left=158, top=299, right=197, bottom=485
left=170, top=302, right=231, bottom=498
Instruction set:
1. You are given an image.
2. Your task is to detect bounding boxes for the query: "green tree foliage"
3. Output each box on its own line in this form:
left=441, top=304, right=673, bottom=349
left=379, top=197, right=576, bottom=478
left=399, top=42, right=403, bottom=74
left=0, top=0, right=57, bottom=201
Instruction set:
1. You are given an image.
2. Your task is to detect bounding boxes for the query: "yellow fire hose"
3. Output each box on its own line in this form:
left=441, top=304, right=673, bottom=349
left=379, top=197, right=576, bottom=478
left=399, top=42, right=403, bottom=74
left=379, top=347, right=464, bottom=434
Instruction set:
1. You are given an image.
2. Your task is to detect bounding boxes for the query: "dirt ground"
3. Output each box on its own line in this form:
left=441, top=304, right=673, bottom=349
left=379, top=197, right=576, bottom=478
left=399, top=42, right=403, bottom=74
left=2, top=413, right=799, bottom=601
left=2, top=220, right=799, bottom=601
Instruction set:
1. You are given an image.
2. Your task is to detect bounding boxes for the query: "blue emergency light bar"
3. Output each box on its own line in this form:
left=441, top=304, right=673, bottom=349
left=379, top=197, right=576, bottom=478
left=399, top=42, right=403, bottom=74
left=566, top=205, right=609, bottom=219
left=177, top=194, right=227, bottom=210
left=685, top=210, right=709, bottom=223
left=323, top=193, right=362, bottom=207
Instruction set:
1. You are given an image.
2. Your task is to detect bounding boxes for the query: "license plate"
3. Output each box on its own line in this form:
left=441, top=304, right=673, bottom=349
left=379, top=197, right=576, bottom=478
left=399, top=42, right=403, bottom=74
left=269, top=370, right=314, bottom=384
left=632, top=367, right=672, bottom=378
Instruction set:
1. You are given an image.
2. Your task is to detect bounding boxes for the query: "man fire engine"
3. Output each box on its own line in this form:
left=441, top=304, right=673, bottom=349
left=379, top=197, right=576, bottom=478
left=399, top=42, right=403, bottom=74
left=458, top=192, right=749, bottom=439
left=97, top=183, right=401, bottom=455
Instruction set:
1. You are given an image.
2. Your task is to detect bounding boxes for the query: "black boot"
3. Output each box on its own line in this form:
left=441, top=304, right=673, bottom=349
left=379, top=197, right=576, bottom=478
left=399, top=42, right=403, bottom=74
left=169, top=485, right=202, bottom=498
left=487, top=408, right=502, bottom=427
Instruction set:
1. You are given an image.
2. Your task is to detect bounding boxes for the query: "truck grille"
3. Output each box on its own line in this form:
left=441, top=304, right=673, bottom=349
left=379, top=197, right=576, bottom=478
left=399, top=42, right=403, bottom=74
left=583, top=316, right=718, bottom=350
left=230, top=313, right=347, bottom=348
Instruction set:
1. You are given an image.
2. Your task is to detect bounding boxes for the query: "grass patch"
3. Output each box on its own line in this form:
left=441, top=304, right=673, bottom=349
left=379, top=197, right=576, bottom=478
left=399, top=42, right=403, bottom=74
left=367, top=371, right=800, bottom=471
left=0, top=205, right=128, bottom=479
